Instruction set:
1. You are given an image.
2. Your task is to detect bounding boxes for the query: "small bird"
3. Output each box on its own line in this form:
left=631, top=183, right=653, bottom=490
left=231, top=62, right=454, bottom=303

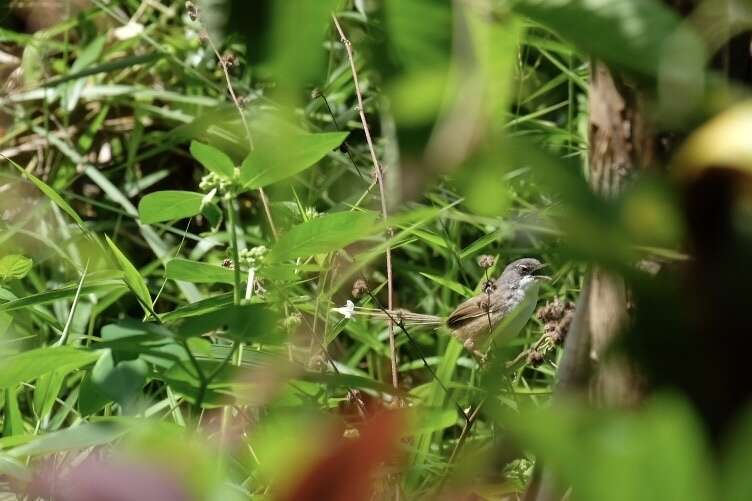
left=337, top=258, right=549, bottom=358
left=444, top=257, right=549, bottom=356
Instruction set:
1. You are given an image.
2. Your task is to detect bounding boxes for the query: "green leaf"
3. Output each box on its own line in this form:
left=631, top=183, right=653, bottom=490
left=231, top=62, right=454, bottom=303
left=190, top=140, right=236, bottom=178
left=79, top=350, right=147, bottom=414
left=240, top=131, right=348, bottom=189
left=722, top=406, right=752, bottom=501
left=0, top=280, right=124, bottom=313
left=176, top=303, right=278, bottom=344
left=0, top=347, right=99, bottom=389
left=33, top=371, right=65, bottom=422
left=43, top=52, right=162, bottom=88
left=160, top=293, right=234, bottom=323
left=165, top=258, right=235, bottom=284
left=104, top=236, right=154, bottom=315
left=7, top=422, right=125, bottom=458
left=0, top=255, right=32, bottom=282
left=506, top=396, right=713, bottom=501
left=138, top=190, right=205, bottom=224
left=2, top=387, right=24, bottom=437
left=269, top=211, right=379, bottom=262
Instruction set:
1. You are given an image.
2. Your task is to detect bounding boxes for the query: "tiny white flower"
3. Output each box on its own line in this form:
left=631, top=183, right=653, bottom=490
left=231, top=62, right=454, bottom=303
left=332, top=300, right=356, bottom=319
left=113, top=22, right=144, bottom=41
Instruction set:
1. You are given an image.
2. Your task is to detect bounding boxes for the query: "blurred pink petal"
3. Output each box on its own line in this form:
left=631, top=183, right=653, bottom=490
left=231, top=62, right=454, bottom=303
left=27, top=455, right=191, bottom=501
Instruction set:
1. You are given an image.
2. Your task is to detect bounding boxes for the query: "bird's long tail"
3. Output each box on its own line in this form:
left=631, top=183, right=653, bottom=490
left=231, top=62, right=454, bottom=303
left=341, top=305, right=443, bottom=327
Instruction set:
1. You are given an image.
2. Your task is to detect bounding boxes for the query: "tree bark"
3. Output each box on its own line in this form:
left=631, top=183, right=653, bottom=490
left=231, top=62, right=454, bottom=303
left=528, top=61, right=654, bottom=501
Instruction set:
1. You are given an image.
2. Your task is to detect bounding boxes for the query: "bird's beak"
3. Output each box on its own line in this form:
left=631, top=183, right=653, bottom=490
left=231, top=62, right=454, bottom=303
left=533, top=263, right=551, bottom=281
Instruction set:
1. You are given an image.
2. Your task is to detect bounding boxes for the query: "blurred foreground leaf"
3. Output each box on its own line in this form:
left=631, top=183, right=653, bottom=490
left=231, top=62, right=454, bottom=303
left=512, top=0, right=697, bottom=78
left=507, top=395, right=713, bottom=501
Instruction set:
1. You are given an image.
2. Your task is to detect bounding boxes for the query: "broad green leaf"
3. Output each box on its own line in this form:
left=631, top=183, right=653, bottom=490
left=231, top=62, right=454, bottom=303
left=160, top=292, right=234, bottom=323
left=0, top=347, right=99, bottom=388
left=7, top=422, right=125, bottom=458
left=165, top=258, right=235, bottom=284
left=79, top=350, right=147, bottom=414
left=138, top=190, right=205, bottom=224
left=176, top=303, right=278, bottom=344
left=190, top=140, right=236, bottom=178
left=95, top=320, right=185, bottom=370
left=506, top=396, right=713, bottom=501
left=105, top=236, right=154, bottom=315
left=158, top=359, right=234, bottom=407
left=269, top=211, right=379, bottom=262
left=240, top=132, right=348, bottom=189
left=0, top=255, right=32, bottom=282
left=11, top=163, right=85, bottom=228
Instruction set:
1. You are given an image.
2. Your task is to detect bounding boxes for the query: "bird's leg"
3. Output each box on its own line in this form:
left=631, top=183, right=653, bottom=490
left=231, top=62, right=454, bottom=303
left=463, top=338, right=487, bottom=365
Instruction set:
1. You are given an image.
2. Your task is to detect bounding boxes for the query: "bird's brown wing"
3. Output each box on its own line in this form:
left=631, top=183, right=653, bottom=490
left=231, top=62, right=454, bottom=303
left=446, top=293, right=500, bottom=329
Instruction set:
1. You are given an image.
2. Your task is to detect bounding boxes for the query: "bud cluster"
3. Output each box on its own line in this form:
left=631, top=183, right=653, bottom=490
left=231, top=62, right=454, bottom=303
left=537, top=298, right=575, bottom=345
left=239, top=246, right=267, bottom=267
left=351, top=278, right=369, bottom=299
left=199, top=172, right=232, bottom=193
left=477, top=254, right=496, bottom=269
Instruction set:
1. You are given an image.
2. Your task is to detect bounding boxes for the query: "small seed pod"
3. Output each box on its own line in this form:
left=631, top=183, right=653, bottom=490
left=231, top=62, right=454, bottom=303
left=527, top=350, right=544, bottom=367
left=222, top=52, right=237, bottom=68
left=478, top=254, right=496, bottom=269
left=185, top=1, right=198, bottom=21
left=352, top=278, right=369, bottom=298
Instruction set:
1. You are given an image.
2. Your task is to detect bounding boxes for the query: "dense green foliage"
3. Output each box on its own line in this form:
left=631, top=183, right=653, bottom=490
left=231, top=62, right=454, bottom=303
left=2, top=1, right=752, bottom=500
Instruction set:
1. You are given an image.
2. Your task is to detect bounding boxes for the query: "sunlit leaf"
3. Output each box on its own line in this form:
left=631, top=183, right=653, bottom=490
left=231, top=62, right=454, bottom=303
left=0, top=347, right=99, bottom=389
left=269, top=211, right=379, bottom=262
left=165, top=258, right=235, bottom=284
left=190, top=140, right=235, bottom=178
left=138, top=190, right=205, bottom=224
left=240, top=132, right=348, bottom=189
left=0, top=255, right=32, bottom=282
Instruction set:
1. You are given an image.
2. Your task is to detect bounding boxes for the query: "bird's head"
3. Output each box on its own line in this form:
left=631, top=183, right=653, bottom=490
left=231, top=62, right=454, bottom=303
left=499, top=258, right=549, bottom=289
